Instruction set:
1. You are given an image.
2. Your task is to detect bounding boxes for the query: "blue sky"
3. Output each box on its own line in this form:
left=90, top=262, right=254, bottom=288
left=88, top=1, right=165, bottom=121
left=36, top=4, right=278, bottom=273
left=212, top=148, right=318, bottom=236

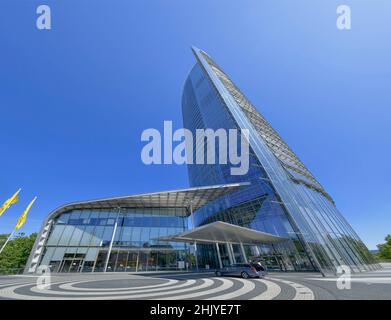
left=0, top=0, right=390, bottom=249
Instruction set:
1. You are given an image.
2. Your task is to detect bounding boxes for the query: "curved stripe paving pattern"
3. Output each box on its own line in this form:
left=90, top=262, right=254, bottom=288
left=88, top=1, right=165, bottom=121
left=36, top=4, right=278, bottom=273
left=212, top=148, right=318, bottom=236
left=0, top=275, right=314, bottom=300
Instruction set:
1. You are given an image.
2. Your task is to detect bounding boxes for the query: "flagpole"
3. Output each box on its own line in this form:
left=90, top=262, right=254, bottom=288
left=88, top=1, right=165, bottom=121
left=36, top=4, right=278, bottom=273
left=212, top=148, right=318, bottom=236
left=0, top=229, right=16, bottom=255
left=0, top=194, right=36, bottom=255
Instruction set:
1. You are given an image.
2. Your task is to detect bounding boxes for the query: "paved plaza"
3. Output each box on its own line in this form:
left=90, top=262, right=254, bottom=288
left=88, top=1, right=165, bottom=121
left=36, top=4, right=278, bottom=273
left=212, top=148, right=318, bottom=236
left=0, top=264, right=390, bottom=300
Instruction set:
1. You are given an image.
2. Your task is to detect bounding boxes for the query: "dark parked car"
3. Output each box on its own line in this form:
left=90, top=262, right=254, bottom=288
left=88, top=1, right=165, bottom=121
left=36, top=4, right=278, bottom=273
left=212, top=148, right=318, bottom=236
left=215, top=263, right=266, bottom=279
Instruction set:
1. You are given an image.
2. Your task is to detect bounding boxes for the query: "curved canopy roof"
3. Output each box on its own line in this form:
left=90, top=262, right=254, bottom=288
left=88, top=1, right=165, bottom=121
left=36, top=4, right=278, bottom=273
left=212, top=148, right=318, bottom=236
left=46, top=183, right=249, bottom=220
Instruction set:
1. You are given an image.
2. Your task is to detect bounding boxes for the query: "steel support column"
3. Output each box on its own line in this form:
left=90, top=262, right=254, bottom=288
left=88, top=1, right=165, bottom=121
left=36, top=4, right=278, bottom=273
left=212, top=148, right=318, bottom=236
left=104, top=208, right=120, bottom=272
left=227, top=243, right=236, bottom=264
left=215, top=243, right=223, bottom=268
left=190, top=202, right=199, bottom=271
left=240, top=242, right=248, bottom=263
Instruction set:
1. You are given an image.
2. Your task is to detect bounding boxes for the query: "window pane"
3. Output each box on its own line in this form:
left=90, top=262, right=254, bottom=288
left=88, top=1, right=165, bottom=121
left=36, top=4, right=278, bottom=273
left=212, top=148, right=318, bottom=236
left=57, top=213, right=70, bottom=225
left=58, top=226, right=75, bottom=246
left=80, top=226, right=94, bottom=246
left=85, top=248, right=98, bottom=262
left=51, top=247, right=66, bottom=261
left=90, top=226, right=105, bottom=246
left=69, top=226, right=85, bottom=246
left=40, top=247, right=55, bottom=266
left=46, top=225, right=65, bottom=246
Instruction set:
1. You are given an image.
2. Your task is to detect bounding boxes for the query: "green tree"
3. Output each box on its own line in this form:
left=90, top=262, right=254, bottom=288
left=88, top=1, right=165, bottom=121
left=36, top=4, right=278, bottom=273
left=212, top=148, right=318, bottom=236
left=377, top=234, right=391, bottom=261
left=0, top=233, right=37, bottom=274
left=0, top=234, right=8, bottom=248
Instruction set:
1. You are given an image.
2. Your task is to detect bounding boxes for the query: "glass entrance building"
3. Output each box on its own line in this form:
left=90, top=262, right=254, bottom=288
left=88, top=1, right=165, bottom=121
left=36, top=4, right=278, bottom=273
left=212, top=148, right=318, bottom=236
left=36, top=208, right=188, bottom=273
left=182, top=47, right=379, bottom=275
left=25, top=184, right=247, bottom=273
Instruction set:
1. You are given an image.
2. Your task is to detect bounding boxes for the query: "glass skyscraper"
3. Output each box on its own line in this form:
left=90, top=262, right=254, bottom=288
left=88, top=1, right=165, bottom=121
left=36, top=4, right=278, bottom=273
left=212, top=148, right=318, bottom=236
left=26, top=48, right=378, bottom=277
left=182, top=47, right=379, bottom=275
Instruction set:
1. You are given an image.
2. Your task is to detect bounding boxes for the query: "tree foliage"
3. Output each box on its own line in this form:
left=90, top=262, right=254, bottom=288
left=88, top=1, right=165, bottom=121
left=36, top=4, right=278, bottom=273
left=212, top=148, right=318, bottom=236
left=0, top=233, right=37, bottom=274
left=377, top=234, right=391, bottom=261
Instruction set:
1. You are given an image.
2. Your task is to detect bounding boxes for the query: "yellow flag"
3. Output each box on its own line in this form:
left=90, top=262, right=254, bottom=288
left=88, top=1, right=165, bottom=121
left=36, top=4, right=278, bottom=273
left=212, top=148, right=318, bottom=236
left=0, top=189, right=21, bottom=217
left=14, top=196, right=37, bottom=230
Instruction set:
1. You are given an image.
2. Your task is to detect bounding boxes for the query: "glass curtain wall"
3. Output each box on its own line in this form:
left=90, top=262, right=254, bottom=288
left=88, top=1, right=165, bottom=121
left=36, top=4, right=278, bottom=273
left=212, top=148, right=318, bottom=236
left=182, top=48, right=379, bottom=275
left=39, top=208, right=189, bottom=273
left=182, top=63, right=316, bottom=272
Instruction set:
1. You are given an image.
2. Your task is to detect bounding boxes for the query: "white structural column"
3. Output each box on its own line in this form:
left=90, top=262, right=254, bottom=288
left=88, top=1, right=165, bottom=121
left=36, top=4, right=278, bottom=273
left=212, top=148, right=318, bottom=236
left=190, top=202, right=199, bottom=271
left=227, top=243, right=236, bottom=264
left=215, top=243, right=223, bottom=268
left=240, top=243, right=248, bottom=263
left=135, top=251, right=139, bottom=272
left=230, top=243, right=237, bottom=264
left=253, top=245, right=261, bottom=257
left=104, top=208, right=121, bottom=272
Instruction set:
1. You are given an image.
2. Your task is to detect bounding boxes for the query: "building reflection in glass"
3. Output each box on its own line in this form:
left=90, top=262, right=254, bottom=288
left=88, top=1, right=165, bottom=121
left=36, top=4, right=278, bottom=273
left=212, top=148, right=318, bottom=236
left=40, top=208, right=189, bottom=273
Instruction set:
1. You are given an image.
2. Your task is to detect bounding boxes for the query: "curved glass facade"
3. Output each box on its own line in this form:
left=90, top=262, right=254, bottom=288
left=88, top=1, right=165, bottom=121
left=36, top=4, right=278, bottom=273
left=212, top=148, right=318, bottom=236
left=40, top=208, right=188, bottom=273
left=182, top=48, right=379, bottom=275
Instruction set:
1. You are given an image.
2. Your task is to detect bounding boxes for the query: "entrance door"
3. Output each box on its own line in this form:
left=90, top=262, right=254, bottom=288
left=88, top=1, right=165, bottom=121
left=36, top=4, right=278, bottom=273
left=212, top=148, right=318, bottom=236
left=218, top=244, right=231, bottom=267
left=59, top=259, right=84, bottom=273
left=126, top=252, right=138, bottom=272
left=59, top=260, right=72, bottom=273
left=69, top=259, right=84, bottom=272
left=138, top=251, right=149, bottom=271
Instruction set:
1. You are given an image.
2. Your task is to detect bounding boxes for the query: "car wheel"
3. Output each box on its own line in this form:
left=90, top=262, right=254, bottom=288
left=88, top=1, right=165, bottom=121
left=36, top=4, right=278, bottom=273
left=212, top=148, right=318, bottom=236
left=215, top=271, right=222, bottom=276
left=241, top=272, right=249, bottom=279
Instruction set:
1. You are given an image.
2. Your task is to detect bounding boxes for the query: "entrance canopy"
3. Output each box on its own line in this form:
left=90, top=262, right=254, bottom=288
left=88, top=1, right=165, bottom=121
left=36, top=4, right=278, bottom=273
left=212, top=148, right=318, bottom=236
left=158, top=221, right=287, bottom=245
